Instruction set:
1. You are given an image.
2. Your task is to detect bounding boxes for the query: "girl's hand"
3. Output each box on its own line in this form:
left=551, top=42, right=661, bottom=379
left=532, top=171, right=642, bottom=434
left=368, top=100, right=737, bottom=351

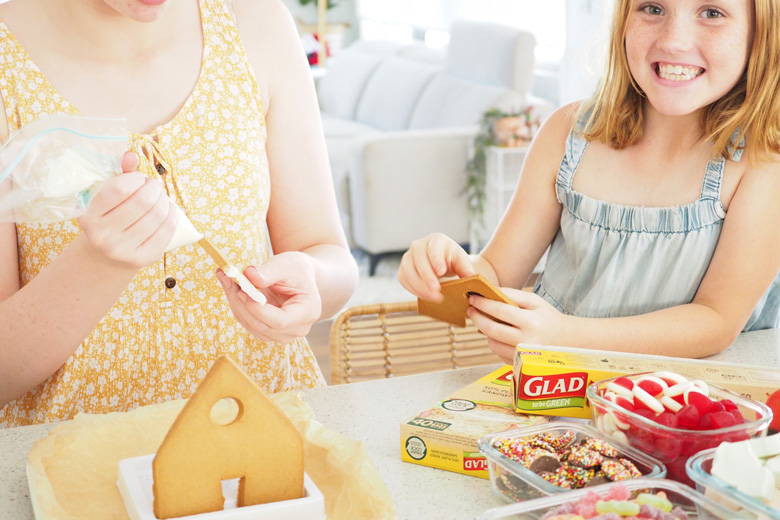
left=216, top=251, right=321, bottom=343
left=467, top=288, right=564, bottom=364
left=77, top=151, right=178, bottom=270
left=398, top=233, right=475, bottom=302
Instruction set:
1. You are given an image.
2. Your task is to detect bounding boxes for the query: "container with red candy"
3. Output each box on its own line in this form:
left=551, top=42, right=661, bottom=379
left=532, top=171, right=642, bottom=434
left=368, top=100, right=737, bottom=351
left=587, top=371, right=773, bottom=486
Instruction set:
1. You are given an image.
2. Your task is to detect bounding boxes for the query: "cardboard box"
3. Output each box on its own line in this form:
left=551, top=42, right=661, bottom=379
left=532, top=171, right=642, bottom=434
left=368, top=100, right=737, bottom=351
left=400, top=365, right=548, bottom=479
left=513, top=344, right=780, bottom=419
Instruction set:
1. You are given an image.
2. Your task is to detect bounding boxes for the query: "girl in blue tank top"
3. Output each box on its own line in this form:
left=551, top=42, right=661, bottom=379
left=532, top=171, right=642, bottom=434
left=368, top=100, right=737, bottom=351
left=399, top=0, right=780, bottom=362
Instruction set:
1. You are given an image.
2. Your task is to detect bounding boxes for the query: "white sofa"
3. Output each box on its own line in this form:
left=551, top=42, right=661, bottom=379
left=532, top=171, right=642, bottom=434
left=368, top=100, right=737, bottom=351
left=317, top=20, right=556, bottom=274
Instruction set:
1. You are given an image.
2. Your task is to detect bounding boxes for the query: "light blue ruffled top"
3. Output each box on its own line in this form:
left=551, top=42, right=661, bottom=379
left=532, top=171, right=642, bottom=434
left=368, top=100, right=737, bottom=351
left=533, top=119, right=780, bottom=331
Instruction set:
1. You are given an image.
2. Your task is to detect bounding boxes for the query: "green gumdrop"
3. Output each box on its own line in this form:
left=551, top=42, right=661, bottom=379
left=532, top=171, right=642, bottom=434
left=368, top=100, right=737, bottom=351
left=636, top=493, right=673, bottom=512
left=595, top=499, right=641, bottom=516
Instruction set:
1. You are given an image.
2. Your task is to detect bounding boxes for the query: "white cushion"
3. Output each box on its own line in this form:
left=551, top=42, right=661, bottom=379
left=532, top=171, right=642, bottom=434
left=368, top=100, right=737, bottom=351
left=320, top=113, right=379, bottom=138
left=317, top=49, right=385, bottom=120
left=447, top=19, right=536, bottom=94
left=408, top=73, right=508, bottom=129
left=397, top=44, right=446, bottom=66
left=355, top=57, right=439, bottom=131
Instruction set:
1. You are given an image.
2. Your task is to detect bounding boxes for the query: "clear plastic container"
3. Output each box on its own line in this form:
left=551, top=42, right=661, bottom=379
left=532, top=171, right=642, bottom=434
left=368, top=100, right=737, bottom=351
left=588, top=373, right=772, bottom=486
left=476, top=477, right=740, bottom=520
left=686, top=448, right=780, bottom=520
left=477, top=422, right=666, bottom=503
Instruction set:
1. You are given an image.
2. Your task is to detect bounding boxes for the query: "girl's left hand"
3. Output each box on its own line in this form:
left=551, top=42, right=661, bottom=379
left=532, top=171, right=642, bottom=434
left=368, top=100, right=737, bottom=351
left=216, top=252, right=321, bottom=343
left=466, top=288, right=563, bottom=364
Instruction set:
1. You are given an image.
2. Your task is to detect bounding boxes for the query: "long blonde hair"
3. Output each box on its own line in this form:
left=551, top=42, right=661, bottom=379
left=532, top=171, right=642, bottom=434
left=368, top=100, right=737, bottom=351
left=580, top=0, right=780, bottom=165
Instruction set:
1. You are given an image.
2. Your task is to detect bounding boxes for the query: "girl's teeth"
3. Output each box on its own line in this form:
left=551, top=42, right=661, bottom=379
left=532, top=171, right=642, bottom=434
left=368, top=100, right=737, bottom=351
left=657, top=63, right=703, bottom=81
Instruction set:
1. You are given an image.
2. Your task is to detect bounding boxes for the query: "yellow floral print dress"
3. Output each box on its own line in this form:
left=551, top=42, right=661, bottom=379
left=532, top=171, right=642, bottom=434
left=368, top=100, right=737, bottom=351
left=0, top=0, right=326, bottom=427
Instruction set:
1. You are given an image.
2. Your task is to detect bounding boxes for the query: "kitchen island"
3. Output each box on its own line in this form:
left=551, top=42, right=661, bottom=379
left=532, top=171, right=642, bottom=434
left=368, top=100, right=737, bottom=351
left=2, top=329, right=780, bottom=520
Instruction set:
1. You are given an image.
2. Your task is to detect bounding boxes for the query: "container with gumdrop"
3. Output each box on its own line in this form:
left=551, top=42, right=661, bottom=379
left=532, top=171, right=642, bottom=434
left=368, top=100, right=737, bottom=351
left=475, top=478, right=739, bottom=520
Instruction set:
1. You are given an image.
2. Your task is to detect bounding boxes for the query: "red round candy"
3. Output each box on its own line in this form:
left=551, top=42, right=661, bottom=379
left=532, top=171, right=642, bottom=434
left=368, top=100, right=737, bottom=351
left=613, top=376, right=634, bottom=390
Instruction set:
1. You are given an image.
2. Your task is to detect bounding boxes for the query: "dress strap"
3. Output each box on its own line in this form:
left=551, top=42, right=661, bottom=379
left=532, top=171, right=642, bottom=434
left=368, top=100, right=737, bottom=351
left=700, top=156, right=724, bottom=201
left=700, top=130, right=744, bottom=201
left=556, top=113, right=590, bottom=192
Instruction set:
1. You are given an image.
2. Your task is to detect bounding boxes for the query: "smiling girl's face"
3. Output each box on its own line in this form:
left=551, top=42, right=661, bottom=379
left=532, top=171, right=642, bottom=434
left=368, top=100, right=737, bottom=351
left=625, top=0, right=754, bottom=118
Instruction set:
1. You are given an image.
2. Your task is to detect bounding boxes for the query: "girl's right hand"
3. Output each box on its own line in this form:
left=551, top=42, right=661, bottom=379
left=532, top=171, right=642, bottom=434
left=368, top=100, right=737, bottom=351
left=398, top=232, right=475, bottom=302
left=77, top=151, right=178, bottom=270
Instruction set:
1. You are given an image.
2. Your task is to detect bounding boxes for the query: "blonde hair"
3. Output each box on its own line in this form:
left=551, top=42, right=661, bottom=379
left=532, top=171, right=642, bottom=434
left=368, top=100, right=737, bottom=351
left=580, top=0, right=780, bottom=165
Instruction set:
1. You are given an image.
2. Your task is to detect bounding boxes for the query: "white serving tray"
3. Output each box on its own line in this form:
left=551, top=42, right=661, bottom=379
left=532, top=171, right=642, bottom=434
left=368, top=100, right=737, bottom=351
left=117, top=454, right=325, bottom=520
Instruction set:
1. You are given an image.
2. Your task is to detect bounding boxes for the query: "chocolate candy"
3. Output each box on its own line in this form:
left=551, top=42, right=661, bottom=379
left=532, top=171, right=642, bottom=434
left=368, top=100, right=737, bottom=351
left=564, top=445, right=604, bottom=468
left=491, top=429, right=646, bottom=491
left=601, top=459, right=632, bottom=481
left=584, top=437, right=619, bottom=458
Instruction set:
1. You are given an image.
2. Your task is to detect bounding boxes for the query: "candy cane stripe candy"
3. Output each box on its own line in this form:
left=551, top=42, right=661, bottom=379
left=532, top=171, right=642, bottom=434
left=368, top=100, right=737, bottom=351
left=611, top=430, right=629, bottom=444
left=692, top=380, right=709, bottom=395
left=653, top=371, right=688, bottom=385
left=661, top=395, right=683, bottom=412
left=633, top=385, right=665, bottom=414
left=635, top=375, right=669, bottom=394
left=606, top=382, right=634, bottom=399
left=684, top=385, right=706, bottom=405
left=664, top=381, right=693, bottom=397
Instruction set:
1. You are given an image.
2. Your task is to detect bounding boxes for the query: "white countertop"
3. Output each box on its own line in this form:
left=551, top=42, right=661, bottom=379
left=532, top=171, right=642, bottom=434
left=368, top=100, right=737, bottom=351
left=3, top=329, right=780, bottom=520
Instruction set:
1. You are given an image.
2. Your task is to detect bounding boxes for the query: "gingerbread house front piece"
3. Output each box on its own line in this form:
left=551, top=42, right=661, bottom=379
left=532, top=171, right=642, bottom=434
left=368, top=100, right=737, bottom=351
left=152, top=356, right=304, bottom=519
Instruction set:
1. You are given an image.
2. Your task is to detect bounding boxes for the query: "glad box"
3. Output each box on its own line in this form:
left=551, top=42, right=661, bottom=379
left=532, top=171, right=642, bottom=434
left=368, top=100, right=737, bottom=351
left=400, top=365, right=548, bottom=479
left=513, top=344, right=780, bottom=419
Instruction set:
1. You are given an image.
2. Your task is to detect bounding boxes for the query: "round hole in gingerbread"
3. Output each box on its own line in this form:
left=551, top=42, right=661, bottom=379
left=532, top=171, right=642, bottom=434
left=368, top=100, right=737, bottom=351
left=209, top=396, right=243, bottom=426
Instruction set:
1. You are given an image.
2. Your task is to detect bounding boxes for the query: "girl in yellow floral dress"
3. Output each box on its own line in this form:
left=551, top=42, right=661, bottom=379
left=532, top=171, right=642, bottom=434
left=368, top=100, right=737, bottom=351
left=0, top=0, right=358, bottom=427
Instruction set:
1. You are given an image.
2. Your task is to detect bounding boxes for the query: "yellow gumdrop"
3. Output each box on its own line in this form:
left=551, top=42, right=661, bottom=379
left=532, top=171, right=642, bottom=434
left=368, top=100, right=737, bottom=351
left=636, top=492, right=673, bottom=512
left=595, top=499, right=641, bottom=516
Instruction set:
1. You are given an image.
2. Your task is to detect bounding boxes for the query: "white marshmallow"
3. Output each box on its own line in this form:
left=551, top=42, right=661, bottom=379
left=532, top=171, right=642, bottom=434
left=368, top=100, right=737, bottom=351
left=750, top=434, right=780, bottom=459
left=765, top=455, right=780, bottom=487
left=712, top=442, right=762, bottom=489
left=737, top=466, right=776, bottom=503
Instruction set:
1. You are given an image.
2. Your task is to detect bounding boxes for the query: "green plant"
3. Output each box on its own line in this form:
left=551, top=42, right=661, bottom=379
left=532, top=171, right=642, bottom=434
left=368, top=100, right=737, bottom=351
left=298, top=0, right=338, bottom=8
left=465, top=106, right=538, bottom=233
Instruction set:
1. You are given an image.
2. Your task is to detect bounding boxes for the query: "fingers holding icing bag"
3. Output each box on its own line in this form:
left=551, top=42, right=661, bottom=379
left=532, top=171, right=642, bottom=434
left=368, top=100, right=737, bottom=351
left=78, top=168, right=178, bottom=270
left=398, top=233, right=475, bottom=302
left=120, top=150, right=140, bottom=173
left=217, top=252, right=321, bottom=343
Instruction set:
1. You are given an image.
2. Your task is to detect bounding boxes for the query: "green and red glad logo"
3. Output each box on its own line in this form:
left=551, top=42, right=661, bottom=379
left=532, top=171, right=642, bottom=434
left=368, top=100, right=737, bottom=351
left=462, top=452, right=487, bottom=472
left=515, top=371, right=589, bottom=411
left=491, top=367, right=513, bottom=386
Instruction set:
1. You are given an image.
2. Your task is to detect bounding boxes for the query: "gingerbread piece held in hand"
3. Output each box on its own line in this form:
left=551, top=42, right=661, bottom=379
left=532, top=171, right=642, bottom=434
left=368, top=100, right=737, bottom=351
left=418, top=274, right=517, bottom=327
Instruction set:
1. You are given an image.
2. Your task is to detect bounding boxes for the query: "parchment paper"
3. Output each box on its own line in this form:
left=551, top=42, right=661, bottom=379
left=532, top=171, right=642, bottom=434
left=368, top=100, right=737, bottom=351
left=27, top=392, right=395, bottom=520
